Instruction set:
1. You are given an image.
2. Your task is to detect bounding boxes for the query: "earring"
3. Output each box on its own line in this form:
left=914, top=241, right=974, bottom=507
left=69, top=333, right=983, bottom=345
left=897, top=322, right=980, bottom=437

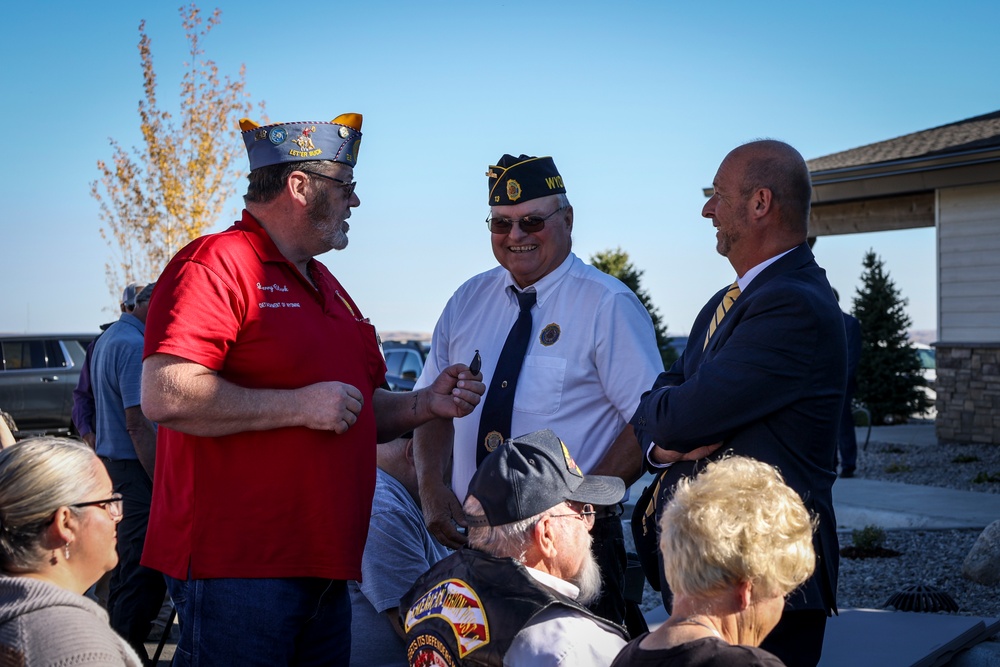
left=64, top=542, right=71, bottom=560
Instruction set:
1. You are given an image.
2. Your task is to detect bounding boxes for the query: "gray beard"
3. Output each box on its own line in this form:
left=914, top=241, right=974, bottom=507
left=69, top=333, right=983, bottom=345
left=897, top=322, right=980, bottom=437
left=572, top=551, right=603, bottom=607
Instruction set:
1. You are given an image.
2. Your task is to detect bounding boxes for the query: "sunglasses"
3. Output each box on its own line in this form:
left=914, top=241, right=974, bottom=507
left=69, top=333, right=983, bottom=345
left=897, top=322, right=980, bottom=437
left=486, top=206, right=567, bottom=234
left=300, top=170, right=357, bottom=198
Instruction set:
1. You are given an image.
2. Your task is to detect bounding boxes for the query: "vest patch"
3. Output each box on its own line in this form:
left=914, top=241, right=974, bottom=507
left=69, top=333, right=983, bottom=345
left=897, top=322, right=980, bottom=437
left=404, top=578, right=490, bottom=658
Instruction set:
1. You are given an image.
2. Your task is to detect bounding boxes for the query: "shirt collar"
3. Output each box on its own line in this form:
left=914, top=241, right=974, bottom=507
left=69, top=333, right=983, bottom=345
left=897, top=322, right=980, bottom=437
left=501, top=253, right=576, bottom=307
left=118, top=312, right=145, bottom=335
left=736, top=246, right=795, bottom=292
left=237, top=210, right=297, bottom=265
left=525, top=566, right=581, bottom=599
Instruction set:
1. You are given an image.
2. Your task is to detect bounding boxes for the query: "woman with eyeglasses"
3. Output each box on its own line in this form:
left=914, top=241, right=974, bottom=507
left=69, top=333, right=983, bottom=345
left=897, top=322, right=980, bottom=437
left=612, top=456, right=816, bottom=667
left=0, top=436, right=141, bottom=666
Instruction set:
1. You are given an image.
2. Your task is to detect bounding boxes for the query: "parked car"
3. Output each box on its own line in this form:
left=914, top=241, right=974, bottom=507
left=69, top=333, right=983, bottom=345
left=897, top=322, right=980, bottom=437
left=382, top=340, right=428, bottom=391
left=913, top=342, right=936, bottom=419
left=0, top=334, right=96, bottom=435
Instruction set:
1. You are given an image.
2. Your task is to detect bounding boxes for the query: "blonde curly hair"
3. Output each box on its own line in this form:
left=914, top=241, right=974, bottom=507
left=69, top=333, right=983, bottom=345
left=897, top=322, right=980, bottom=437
left=659, top=455, right=816, bottom=601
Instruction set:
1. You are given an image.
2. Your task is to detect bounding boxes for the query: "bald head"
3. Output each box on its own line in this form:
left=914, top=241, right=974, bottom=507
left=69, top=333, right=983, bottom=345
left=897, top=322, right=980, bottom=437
left=377, top=435, right=419, bottom=501
left=729, top=140, right=812, bottom=234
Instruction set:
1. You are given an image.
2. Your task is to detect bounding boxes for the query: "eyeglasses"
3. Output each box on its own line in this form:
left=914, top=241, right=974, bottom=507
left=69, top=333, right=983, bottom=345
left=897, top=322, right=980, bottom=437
left=71, top=493, right=124, bottom=522
left=486, top=206, right=567, bottom=234
left=548, top=502, right=595, bottom=530
left=300, top=170, right=357, bottom=198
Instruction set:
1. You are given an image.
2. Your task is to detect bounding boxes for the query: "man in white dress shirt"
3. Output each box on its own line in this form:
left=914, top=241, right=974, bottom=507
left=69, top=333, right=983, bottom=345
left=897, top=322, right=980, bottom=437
left=413, top=154, right=663, bottom=629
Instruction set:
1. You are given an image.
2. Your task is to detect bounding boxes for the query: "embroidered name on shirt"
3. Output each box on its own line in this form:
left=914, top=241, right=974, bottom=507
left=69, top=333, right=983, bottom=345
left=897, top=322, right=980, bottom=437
left=257, top=282, right=290, bottom=293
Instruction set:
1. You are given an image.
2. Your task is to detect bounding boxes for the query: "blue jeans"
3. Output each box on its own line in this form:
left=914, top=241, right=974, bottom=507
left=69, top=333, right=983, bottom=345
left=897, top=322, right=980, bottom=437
left=166, top=576, right=351, bottom=666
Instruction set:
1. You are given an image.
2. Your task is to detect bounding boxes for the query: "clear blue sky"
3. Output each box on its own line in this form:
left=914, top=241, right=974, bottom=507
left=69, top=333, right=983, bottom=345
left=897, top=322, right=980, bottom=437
left=3, top=0, right=997, bottom=338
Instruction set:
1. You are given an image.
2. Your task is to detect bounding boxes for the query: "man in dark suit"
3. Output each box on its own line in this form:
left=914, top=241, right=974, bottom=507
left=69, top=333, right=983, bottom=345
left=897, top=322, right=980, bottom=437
left=631, top=140, right=847, bottom=667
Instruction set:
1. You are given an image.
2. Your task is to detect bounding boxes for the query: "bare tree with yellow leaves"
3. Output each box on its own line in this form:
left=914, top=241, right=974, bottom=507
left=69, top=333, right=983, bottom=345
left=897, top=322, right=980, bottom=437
left=92, top=4, right=264, bottom=303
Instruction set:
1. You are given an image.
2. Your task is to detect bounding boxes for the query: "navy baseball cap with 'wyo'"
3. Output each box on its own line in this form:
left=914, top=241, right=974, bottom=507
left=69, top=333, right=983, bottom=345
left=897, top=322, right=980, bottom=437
left=465, top=429, right=625, bottom=527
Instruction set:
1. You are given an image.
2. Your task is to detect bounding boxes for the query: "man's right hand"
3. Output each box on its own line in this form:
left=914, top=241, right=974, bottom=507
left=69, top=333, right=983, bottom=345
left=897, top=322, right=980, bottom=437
left=420, top=482, right=469, bottom=550
left=650, top=441, right=723, bottom=466
left=298, top=381, right=364, bottom=433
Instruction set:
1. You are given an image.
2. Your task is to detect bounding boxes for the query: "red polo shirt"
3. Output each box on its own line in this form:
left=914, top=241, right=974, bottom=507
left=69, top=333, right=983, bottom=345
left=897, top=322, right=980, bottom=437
left=142, top=211, right=386, bottom=581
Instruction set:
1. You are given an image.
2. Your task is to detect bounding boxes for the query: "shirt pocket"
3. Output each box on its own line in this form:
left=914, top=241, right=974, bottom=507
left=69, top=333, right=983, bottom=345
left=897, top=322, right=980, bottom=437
left=513, top=355, right=566, bottom=415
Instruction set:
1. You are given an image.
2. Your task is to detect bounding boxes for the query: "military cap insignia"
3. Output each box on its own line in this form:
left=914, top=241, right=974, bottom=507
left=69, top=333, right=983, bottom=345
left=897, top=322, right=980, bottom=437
left=293, top=126, right=317, bottom=151
left=539, top=323, right=560, bottom=346
left=560, top=440, right=584, bottom=477
left=506, top=179, right=522, bottom=202
left=268, top=127, right=287, bottom=145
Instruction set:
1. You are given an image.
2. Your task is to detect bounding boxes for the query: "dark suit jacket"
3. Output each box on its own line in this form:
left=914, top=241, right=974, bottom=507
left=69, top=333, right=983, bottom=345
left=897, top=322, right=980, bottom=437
left=631, top=243, right=847, bottom=614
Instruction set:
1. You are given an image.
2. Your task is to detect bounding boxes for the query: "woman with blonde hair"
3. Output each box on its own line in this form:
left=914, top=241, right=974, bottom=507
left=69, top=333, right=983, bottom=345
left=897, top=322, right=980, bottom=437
left=0, top=436, right=141, bottom=665
left=613, top=456, right=816, bottom=666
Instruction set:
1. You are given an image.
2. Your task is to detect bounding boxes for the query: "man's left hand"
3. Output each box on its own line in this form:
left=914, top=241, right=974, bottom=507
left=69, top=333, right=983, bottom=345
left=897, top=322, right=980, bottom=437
left=424, top=363, right=485, bottom=418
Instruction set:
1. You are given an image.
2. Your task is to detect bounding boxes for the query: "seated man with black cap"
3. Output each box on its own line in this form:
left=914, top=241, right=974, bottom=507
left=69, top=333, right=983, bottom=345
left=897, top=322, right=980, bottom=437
left=401, top=429, right=629, bottom=666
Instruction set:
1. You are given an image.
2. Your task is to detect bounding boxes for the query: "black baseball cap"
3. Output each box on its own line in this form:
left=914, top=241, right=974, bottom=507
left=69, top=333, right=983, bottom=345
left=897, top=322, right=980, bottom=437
left=465, top=429, right=625, bottom=527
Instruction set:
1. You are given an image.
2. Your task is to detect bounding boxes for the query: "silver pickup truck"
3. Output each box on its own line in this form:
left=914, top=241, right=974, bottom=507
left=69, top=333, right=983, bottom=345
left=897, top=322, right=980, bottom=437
left=0, top=334, right=96, bottom=436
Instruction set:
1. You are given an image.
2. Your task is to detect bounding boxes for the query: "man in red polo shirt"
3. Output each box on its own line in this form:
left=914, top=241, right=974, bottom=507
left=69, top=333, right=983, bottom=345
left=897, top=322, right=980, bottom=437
left=140, top=114, right=484, bottom=666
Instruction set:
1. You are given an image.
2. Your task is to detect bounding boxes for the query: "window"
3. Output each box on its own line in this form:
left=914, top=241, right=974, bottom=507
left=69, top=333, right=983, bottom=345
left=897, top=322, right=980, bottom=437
left=0, top=340, right=69, bottom=371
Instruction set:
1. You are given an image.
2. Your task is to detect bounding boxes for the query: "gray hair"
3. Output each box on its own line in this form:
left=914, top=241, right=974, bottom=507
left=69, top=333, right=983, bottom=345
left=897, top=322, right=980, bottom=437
left=464, top=495, right=549, bottom=562
left=0, top=437, right=102, bottom=572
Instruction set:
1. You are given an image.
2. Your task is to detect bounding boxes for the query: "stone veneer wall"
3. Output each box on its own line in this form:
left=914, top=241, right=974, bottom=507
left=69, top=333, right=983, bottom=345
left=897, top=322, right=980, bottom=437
left=935, top=343, right=1000, bottom=445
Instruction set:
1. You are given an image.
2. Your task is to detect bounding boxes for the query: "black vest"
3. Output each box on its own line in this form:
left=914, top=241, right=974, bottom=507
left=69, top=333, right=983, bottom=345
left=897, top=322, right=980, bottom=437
left=400, top=548, right=628, bottom=666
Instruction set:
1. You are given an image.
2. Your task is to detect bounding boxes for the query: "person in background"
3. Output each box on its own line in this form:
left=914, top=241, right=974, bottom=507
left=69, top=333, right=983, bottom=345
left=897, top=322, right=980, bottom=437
left=833, top=288, right=862, bottom=478
left=349, top=433, right=450, bottom=667
left=73, top=282, right=142, bottom=448
left=0, top=436, right=141, bottom=666
left=612, top=456, right=815, bottom=667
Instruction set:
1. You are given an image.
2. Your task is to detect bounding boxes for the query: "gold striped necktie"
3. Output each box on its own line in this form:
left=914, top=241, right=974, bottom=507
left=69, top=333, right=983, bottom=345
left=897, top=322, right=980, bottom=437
left=703, top=281, right=741, bottom=350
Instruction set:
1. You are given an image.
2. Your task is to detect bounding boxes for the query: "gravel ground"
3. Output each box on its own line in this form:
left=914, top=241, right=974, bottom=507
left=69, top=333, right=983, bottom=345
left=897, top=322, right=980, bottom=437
left=631, top=431, right=1000, bottom=619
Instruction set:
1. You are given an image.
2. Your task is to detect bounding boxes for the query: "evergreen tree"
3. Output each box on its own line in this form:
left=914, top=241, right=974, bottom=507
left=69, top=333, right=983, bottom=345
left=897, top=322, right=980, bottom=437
left=852, top=250, right=929, bottom=424
left=590, top=247, right=674, bottom=369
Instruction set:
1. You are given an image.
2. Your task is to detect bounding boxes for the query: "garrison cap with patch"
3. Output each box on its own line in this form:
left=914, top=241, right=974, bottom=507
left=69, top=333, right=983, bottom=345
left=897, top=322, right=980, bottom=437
left=487, top=154, right=566, bottom=206
left=465, top=429, right=625, bottom=527
left=239, top=114, right=363, bottom=171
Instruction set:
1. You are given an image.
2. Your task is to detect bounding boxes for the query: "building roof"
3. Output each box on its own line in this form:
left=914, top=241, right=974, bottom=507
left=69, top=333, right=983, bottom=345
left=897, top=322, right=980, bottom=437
left=807, top=110, right=1000, bottom=172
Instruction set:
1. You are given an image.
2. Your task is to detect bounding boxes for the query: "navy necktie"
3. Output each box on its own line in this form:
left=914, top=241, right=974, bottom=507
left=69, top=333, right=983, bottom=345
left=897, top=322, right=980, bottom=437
left=476, top=288, right=537, bottom=465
